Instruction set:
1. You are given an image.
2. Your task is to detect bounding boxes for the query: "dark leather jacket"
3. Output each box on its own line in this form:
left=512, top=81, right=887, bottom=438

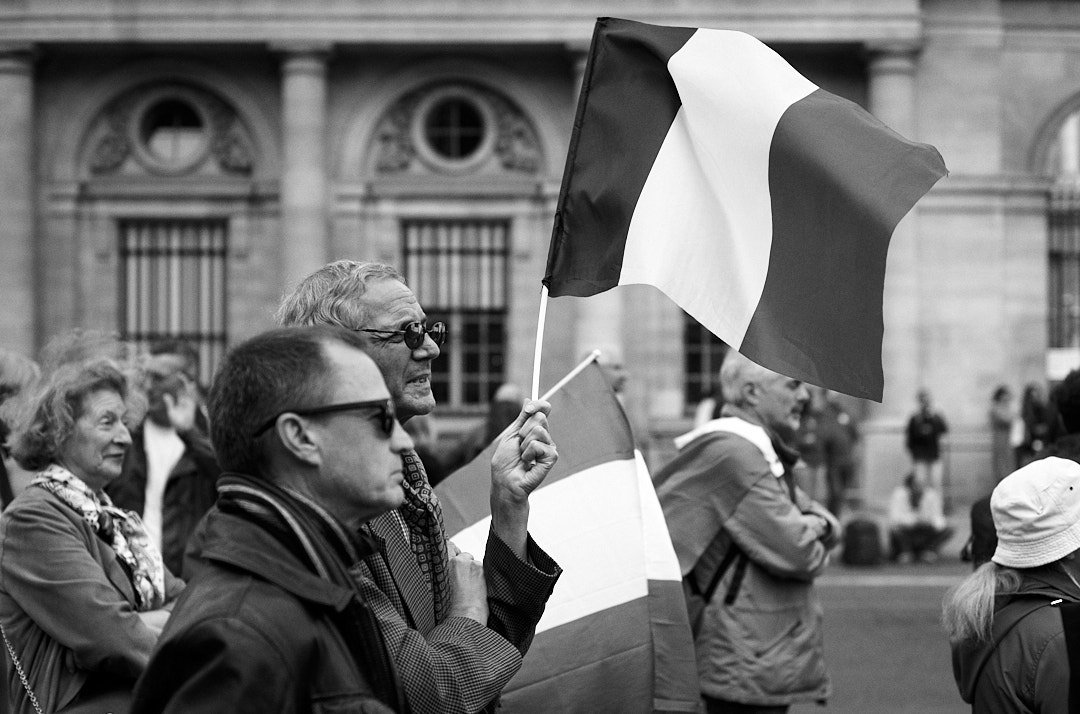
left=132, top=500, right=403, bottom=713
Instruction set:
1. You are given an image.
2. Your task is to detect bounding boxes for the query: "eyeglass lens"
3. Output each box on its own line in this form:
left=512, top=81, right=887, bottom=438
left=404, top=322, right=446, bottom=349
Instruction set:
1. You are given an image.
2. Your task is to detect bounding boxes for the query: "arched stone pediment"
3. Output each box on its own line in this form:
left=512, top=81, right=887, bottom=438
left=81, top=81, right=257, bottom=179
left=369, top=80, right=543, bottom=178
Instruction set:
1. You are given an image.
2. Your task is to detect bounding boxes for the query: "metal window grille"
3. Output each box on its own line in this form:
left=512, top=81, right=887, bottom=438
left=118, top=219, right=227, bottom=386
left=1050, top=186, right=1080, bottom=349
left=402, top=219, right=508, bottom=408
left=683, top=312, right=728, bottom=409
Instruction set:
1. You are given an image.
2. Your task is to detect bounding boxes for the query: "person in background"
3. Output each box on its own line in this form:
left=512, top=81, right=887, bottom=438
left=276, top=260, right=561, bottom=714
left=818, top=391, right=859, bottom=520
left=988, top=385, right=1016, bottom=486
left=148, top=339, right=209, bottom=435
left=967, top=369, right=1080, bottom=569
left=0, top=352, right=40, bottom=510
left=656, top=350, right=839, bottom=713
left=794, top=387, right=826, bottom=504
left=1017, top=382, right=1054, bottom=469
left=0, top=358, right=182, bottom=713
left=905, top=388, right=949, bottom=495
left=886, top=471, right=953, bottom=564
left=131, top=327, right=413, bottom=712
left=944, top=457, right=1080, bottom=713
left=106, top=354, right=221, bottom=577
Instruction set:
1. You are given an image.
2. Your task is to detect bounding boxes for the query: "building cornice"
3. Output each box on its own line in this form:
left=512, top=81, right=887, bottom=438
left=0, top=1, right=925, bottom=46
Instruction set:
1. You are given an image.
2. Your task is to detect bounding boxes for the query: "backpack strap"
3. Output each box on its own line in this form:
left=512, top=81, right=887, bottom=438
left=972, top=596, right=1059, bottom=694
left=1059, top=601, right=1080, bottom=713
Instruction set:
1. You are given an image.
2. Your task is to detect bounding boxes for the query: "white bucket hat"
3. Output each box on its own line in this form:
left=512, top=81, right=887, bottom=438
left=991, top=456, right=1080, bottom=568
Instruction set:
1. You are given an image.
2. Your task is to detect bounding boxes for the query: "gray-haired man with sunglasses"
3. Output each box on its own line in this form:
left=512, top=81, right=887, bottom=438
left=277, top=260, right=562, bottom=714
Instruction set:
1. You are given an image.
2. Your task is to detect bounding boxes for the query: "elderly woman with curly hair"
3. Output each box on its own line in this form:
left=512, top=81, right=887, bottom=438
left=0, top=359, right=182, bottom=714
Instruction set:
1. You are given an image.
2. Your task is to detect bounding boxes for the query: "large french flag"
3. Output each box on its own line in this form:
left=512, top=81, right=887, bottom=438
left=435, top=363, right=700, bottom=713
left=544, top=18, right=948, bottom=402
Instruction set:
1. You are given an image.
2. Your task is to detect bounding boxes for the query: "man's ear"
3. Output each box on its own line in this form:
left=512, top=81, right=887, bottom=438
left=274, top=414, right=322, bottom=467
left=742, top=381, right=759, bottom=406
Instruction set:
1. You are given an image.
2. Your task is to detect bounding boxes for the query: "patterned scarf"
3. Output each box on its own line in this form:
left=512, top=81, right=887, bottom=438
left=31, top=464, right=166, bottom=611
left=399, top=450, right=451, bottom=622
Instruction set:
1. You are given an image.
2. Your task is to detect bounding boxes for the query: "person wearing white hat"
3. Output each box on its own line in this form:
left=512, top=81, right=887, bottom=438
left=944, top=456, right=1080, bottom=712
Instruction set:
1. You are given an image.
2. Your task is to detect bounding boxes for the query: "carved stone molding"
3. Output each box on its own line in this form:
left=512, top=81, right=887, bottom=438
left=87, top=82, right=254, bottom=177
left=372, top=81, right=541, bottom=177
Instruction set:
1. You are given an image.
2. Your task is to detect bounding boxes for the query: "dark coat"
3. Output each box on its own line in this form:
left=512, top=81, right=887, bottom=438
left=952, top=569, right=1079, bottom=714
left=105, top=427, right=220, bottom=577
left=132, top=503, right=400, bottom=714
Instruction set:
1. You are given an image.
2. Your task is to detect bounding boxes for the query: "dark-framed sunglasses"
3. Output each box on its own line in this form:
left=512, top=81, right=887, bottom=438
left=252, top=398, right=396, bottom=439
left=359, top=321, right=447, bottom=350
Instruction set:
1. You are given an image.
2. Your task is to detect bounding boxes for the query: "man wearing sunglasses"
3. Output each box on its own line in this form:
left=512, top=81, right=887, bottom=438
left=133, top=326, right=414, bottom=712
left=277, top=261, right=562, bottom=714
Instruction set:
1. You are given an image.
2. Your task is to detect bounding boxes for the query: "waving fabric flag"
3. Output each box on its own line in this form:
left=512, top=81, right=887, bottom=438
left=543, top=17, right=948, bottom=401
left=435, top=363, right=699, bottom=713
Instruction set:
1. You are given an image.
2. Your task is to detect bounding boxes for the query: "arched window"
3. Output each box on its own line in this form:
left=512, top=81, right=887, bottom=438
left=368, top=81, right=541, bottom=409
left=1047, top=111, right=1080, bottom=355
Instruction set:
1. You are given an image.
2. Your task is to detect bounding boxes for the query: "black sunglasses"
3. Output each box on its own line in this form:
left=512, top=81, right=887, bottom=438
left=252, top=398, right=396, bottom=439
left=359, top=321, right=447, bottom=350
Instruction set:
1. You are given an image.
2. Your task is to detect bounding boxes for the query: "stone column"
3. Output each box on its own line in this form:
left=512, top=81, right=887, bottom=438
left=0, top=46, right=36, bottom=356
left=566, top=46, right=624, bottom=363
left=863, top=43, right=923, bottom=507
left=279, top=46, right=331, bottom=288
left=869, top=43, right=920, bottom=414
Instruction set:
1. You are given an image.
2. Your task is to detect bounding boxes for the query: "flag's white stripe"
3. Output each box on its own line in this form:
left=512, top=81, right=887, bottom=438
left=619, top=29, right=817, bottom=347
left=451, top=458, right=659, bottom=634
left=636, top=450, right=682, bottom=582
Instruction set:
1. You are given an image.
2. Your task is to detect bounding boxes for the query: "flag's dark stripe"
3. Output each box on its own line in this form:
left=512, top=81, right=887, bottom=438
left=544, top=17, right=696, bottom=297
left=740, top=88, right=947, bottom=401
left=647, top=578, right=702, bottom=712
left=436, top=363, right=635, bottom=535
left=500, top=595, right=654, bottom=713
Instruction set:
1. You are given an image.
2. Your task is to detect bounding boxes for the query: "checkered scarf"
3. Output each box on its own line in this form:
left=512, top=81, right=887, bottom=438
left=31, top=464, right=166, bottom=610
left=399, top=450, right=451, bottom=622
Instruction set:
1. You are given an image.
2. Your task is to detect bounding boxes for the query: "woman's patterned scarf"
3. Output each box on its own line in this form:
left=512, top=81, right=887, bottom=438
left=31, top=464, right=166, bottom=611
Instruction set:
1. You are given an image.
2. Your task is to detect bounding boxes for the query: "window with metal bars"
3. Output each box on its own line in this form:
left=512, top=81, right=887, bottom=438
left=402, top=219, right=508, bottom=408
left=118, top=219, right=227, bottom=386
left=683, top=312, right=728, bottom=410
left=1050, top=187, right=1080, bottom=350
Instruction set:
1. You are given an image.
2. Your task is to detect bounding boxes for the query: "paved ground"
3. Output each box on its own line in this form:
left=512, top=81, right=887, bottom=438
left=790, top=556, right=971, bottom=713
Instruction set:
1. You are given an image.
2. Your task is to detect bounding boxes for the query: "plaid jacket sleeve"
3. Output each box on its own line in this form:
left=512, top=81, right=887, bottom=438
left=352, top=566, right=523, bottom=714
left=483, top=528, right=561, bottom=656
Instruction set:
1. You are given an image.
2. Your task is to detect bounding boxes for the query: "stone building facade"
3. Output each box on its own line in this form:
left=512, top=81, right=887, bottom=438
left=0, top=0, right=1078, bottom=510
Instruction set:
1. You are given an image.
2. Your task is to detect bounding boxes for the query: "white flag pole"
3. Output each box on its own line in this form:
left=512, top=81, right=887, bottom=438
left=531, top=285, right=550, bottom=400
left=540, top=348, right=601, bottom=402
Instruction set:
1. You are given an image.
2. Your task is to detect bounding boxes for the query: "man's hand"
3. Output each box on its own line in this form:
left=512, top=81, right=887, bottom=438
left=163, top=380, right=198, bottom=434
left=447, top=541, right=489, bottom=624
left=489, top=399, right=558, bottom=559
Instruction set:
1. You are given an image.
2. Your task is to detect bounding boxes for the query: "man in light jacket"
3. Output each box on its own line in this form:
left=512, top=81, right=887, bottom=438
left=656, top=350, right=840, bottom=714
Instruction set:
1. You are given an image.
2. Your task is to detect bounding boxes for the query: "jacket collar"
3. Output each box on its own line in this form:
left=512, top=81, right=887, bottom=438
left=193, top=494, right=363, bottom=612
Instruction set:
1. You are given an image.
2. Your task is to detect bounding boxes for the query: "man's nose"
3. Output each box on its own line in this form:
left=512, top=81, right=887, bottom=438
left=391, top=422, right=414, bottom=453
left=412, top=333, right=441, bottom=360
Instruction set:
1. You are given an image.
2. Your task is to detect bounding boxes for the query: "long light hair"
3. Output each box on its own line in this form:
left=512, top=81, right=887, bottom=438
left=941, top=562, right=1025, bottom=644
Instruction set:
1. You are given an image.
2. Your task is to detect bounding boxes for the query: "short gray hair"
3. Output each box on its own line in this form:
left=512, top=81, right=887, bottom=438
left=275, top=260, right=405, bottom=329
left=719, top=351, right=782, bottom=407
